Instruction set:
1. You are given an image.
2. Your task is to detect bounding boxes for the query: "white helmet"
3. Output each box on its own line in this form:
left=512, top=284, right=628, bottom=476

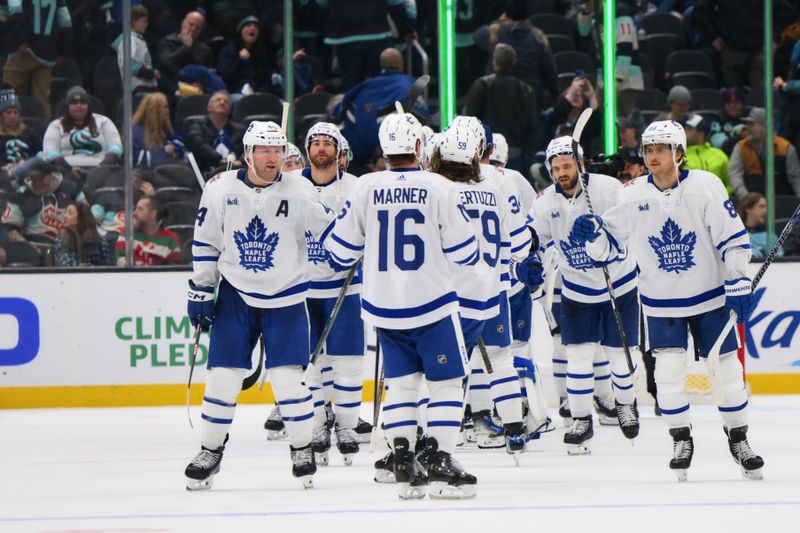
left=378, top=111, right=423, bottom=156
left=339, top=136, right=352, bottom=160
left=450, top=115, right=485, bottom=156
left=284, top=142, right=305, bottom=165
left=243, top=120, right=286, bottom=151
left=490, top=133, right=509, bottom=165
left=437, top=124, right=481, bottom=165
left=640, top=120, right=686, bottom=163
left=305, top=122, right=341, bottom=158
left=545, top=135, right=583, bottom=173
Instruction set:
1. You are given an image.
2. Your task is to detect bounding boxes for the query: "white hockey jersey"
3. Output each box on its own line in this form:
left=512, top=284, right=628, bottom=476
left=529, top=173, right=639, bottom=304
left=286, top=167, right=361, bottom=298
left=451, top=177, right=530, bottom=320
left=586, top=169, right=751, bottom=317
left=324, top=167, right=480, bottom=329
left=191, top=169, right=335, bottom=308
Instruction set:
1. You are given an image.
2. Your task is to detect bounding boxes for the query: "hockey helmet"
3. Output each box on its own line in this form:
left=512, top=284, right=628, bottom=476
left=450, top=115, right=485, bottom=156
left=437, top=123, right=481, bottom=165
left=639, top=120, right=687, bottom=163
left=243, top=120, right=286, bottom=151
left=305, top=122, right=341, bottom=158
left=545, top=136, right=583, bottom=173
left=490, top=133, right=509, bottom=165
left=378, top=111, right=423, bottom=156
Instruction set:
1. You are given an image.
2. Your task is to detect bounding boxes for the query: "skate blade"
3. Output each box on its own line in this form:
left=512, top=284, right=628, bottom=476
left=374, top=470, right=396, bottom=484
left=429, top=481, right=477, bottom=500
left=356, top=434, right=371, bottom=444
left=566, top=442, right=591, bottom=456
left=673, top=469, right=688, bottom=482
left=511, top=451, right=521, bottom=466
left=315, top=452, right=329, bottom=466
left=464, top=428, right=477, bottom=443
left=342, top=453, right=355, bottom=466
left=186, top=476, right=214, bottom=491
left=598, top=415, right=619, bottom=426
left=398, top=482, right=427, bottom=500
left=267, top=429, right=288, bottom=441
left=741, top=466, right=763, bottom=480
left=299, top=475, right=314, bottom=489
left=477, top=435, right=505, bottom=449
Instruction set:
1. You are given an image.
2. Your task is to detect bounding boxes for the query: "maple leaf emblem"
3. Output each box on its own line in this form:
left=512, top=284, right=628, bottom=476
left=233, top=215, right=279, bottom=272
left=558, top=233, right=595, bottom=272
left=647, top=217, right=696, bottom=273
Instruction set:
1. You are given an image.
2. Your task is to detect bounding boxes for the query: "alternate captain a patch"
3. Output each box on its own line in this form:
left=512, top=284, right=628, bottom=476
left=648, top=218, right=696, bottom=273
left=234, top=216, right=279, bottom=272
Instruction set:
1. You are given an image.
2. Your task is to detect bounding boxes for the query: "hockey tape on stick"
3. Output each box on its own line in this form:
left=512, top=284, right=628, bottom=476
left=707, top=202, right=800, bottom=404
left=281, top=101, right=290, bottom=133
left=187, top=152, right=205, bottom=190
left=241, top=335, right=264, bottom=391
left=225, top=153, right=236, bottom=172
left=394, top=101, right=405, bottom=114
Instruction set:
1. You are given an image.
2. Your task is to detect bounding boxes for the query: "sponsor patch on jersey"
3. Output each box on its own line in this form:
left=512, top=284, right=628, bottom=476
left=226, top=198, right=239, bottom=206
left=559, top=234, right=595, bottom=271
left=550, top=210, right=560, bottom=219
left=233, top=215, right=280, bottom=272
left=648, top=218, right=696, bottom=273
left=638, top=202, right=649, bottom=212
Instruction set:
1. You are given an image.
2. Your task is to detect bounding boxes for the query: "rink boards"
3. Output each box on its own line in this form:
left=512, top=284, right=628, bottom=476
left=1, top=265, right=800, bottom=408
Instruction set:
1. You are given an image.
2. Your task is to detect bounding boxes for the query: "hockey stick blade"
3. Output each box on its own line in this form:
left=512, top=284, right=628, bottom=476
left=403, top=74, right=430, bottom=111
left=572, top=107, right=593, bottom=147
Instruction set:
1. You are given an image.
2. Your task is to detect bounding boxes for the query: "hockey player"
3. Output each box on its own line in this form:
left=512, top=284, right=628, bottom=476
left=290, top=122, right=364, bottom=466
left=430, top=122, right=539, bottom=463
left=324, top=109, right=479, bottom=500
left=281, top=142, right=306, bottom=173
left=528, top=136, right=640, bottom=455
left=184, top=121, right=334, bottom=490
left=571, top=120, right=764, bottom=480
left=338, top=136, right=353, bottom=172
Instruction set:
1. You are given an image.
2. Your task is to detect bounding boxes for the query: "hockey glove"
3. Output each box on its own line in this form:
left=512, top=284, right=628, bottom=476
left=188, top=281, right=215, bottom=331
left=511, top=252, right=545, bottom=290
left=570, top=214, right=603, bottom=244
left=724, top=277, right=753, bottom=324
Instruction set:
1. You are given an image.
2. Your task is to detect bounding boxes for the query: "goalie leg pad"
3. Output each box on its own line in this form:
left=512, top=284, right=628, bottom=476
left=271, top=365, right=315, bottom=448
left=565, top=342, right=595, bottom=418
left=654, top=347, right=690, bottom=428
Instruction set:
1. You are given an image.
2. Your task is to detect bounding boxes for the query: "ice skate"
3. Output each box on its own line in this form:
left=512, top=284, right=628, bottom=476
left=290, top=444, right=316, bottom=489
left=264, top=405, right=287, bottom=440
left=558, top=396, right=572, bottom=426
left=526, top=416, right=555, bottom=441
left=725, top=425, right=764, bottom=480
left=374, top=451, right=396, bottom=483
left=427, top=438, right=477, bottom=499
left=504, top=422, right=526, bottom=465
left=185, top=446, right=224, bottom=491
left=564, top=416, right=593, bottom=455
left=393, top=437, right=427, bottom=500
left=594, top=395, right=619, bottom=425
left=334, top=424, right=360, bottom=465
left=472, top=410, right=504, bottom=448
left=669, top=426, right=694, bottom=482
left=616, top=401, right=640, bottom=440
left=355, top=417, right=373, bottom=443
left=311, top=425, right=331, bottom=466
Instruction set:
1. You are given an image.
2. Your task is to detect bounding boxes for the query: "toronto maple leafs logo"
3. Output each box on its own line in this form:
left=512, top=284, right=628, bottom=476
left=306, top=230, right=328, bottom=265
left=559, top=233, right=595, bottom=271
left=233, top=216, right=279, bottom=272
left=648, top=218, right=696, bottom=273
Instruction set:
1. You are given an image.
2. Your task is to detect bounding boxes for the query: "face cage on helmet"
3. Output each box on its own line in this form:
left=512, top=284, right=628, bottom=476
left=545, top=149, right=578, bottom=173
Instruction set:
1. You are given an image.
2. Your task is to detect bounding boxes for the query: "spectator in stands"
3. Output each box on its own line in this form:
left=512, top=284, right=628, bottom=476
left=112, top=5, right=160, bottom=97
left=156, top=11, right=214, bottom=97
left=332, top=48, right=427, bottom=174
left=54, top=201, right=116, bottom=266
left=1, top=160, right=86, bottom=243
left=132, top=93, right=185, bottom=167
left=465, top=43, right=538, bottom=172
left=2, top=0, right=73, bottom=117
left=618, top=147, right=646, bottom=184
left=709, top=86, right=749, bottom=156
left=474, top=0, right=559, bottom=111
left=691, top=0, right=797, bottom=88
left=116, top=196, right=180, bottom=266
left=42, top=86, right=122, bottom=173
left=0, top=85, right=42, bottom=175
left=729, top=107, right=800, bottom=201
left=618, top=118, right=640, bottom=150
left=683, top=114, right=731, bottom=193
left=737, top=192, right=783, bottom=259
left=655, top=85, right=692, bottom=123
left=320, top=0, right=416, bottom=91
left=186, top=91, right=244, bottom=174
left=217, top=16, right=274, bottom=102
left=774, top=35, right=800, bottom=148
left=548, top=75, right=600, bottom=154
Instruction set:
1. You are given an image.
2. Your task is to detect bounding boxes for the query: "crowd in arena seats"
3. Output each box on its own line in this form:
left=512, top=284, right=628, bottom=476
left=1, top=0, right=800, bottom=268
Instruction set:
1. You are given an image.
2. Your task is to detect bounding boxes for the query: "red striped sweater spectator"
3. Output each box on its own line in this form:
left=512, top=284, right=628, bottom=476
left=116, top=196, right=180, bottom=266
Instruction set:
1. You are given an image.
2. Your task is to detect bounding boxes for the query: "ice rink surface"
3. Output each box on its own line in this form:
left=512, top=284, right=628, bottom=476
left=2, top=396, right=799, bottom=533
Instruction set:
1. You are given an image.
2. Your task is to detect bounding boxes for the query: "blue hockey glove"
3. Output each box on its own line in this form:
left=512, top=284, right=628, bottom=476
left=511, top=253, right=545, bottom=290
left=188, top=281, right=215, bottom=331
left=570, top=214, right=604, bottom=244
left=725, top=277, right=753, bottom=324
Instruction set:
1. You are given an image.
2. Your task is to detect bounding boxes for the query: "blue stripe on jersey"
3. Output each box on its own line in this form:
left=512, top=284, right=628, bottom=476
left=561, top=268, right=637, bottom=296
left=509, top=225, right=528, bottom=237
left=722, top=244, right=751, bottom=262
left=500, top=241, right=511, bottom=248
left=363, top=292, right=458, bottom=319
left=319, top=219, right=336, bottom=246
left=192, top=240, right=213, bottom=247
left=455, top=249, right=479, bottom=265
left=443, top=235, right=476, bottom=254
left=511, top=242, right=529, bottom=254
left=236, top=281, right=309, bottom=300
left=500, top=273, right=510, bottom=282
left=193, top=256, right=219, bottom=262
left=459, top=294, right=501, bottom=311
left=330, top=232, right=364, bottom=251
left=716, top=229, right=748, bottom=250
left=329, top=249, right=357, bottom=265
left=640, top=285, right=724, bottom=308
left=309, top=274, right=362, bottom=290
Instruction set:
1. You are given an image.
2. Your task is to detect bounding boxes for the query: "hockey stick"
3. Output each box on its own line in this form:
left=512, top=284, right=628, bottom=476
left=187, top=152, right=205, bottom=190
left=403, top=74, right=430, bottom=112
left=571, top=108, right=636, bottom=375
left=186, top=322, right=203, bottom=428
left=369, top=337, right=384, bottom=453
left=476, top=337, right=494, bottom=374
left=241, top=335, right=265, bottom=391
left=706, top=202, right=800, bottom=404
left=281, top=101, right=290, bottom=133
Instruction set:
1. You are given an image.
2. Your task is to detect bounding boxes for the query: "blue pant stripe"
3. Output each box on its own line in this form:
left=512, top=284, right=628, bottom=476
left=337, top=401, right=362, bottom=408
left=719, top=400, right=748, bottom=412
left=278, top=394, right=313, bottom=406
left=283, top=412, right=315, bottom=422
left=613, top=381, right=633, bottom=390
left=611, top=370, right=631, bottom=379
left=661, top=404, right=690, bottom=415
left=567, top=372, right=594, bottom=379
left=593, top=361, right=609, bottom=367
left=333, top=383, right=363, bottom=392
left=552, top=359, right=568, bottom=364
left=322, top=367, right=333, bottom=372
left=313, top=401, right=325, bottom=407
left=495, top=393, right=523, bottom=403
left=567, top=387, right=594, bottom=395
left=203, top=396, right=236, bottom=408
left=417, top=398, right=430, bottom=406
left=469, top=384, right=491, bottom=390
left=322, top=381, right=334, bottom=387
left=553, top=373, right=567, bottom=378
left=594, top=374, right=611, bottom=381
left=490, top=375, right=518, bottom=387
left=384, top=402, right=417, bottom=411
left=427, top=421, right=462, bottom=427
left=309, top=386, right=321, bottom=391
left=383, top=420, right=417, bottom=429
left=201, top=413, right=233, bottom=424
left=428, top=401, right=463, bottom=409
